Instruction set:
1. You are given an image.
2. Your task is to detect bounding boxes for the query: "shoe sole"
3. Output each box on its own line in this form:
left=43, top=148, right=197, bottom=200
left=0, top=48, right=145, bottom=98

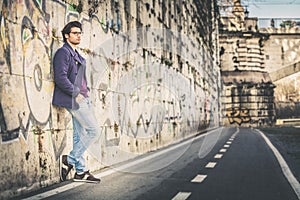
left=73, top=179, right=100, bottom=184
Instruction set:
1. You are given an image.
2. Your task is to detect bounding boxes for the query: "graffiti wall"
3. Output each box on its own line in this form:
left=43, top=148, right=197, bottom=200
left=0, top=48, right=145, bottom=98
left=0, top=0, right=220, bottom=198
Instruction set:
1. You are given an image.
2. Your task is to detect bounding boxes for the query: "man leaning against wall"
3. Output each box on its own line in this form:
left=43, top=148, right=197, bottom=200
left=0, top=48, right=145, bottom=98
left=52, top=21, right=100, bottom=184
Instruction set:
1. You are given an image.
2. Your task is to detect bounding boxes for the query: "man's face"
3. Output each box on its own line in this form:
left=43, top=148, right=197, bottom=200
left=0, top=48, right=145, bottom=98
left=65, top=27, right=82, bottom=45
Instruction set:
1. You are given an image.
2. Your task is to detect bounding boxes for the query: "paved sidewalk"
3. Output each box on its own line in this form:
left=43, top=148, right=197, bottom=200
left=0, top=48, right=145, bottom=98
left=260, top=127, right=300, bottom=182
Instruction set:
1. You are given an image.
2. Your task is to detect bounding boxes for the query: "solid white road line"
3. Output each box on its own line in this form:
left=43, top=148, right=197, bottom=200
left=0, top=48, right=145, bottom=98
left=23, top=128, right=223, bottom=200
left=257, top=129, right=300, bottom=199
left=191, top=174, right=207, bottom=183
left=172, top=192, right=192, bottom=200
left=214, top=154, right=223, bottom=159
left=206, top=162, right=217, bottom=168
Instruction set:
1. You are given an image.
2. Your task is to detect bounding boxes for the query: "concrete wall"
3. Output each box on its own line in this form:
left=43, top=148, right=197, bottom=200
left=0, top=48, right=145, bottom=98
left=0, top=0, right=220, bottom=198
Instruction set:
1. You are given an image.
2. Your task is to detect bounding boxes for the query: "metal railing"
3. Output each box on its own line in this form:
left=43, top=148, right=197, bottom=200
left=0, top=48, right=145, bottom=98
left=258, top=18, right=300, bottom=28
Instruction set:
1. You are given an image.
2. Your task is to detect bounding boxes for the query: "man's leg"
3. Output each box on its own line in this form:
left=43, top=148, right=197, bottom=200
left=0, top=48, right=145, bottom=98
left=60, top=113, right=87, bottom=181
left=67, top=115, right=88, bottom=173
left=66, top=98, right=101, bottom=183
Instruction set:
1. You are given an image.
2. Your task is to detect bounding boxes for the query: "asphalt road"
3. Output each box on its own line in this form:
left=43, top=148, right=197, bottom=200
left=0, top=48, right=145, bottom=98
left=21, top=127, right=299, bottom=200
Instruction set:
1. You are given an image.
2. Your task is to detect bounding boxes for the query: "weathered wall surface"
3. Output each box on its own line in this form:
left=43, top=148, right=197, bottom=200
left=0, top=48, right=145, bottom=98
left=219, top=26, right=276, bottom=126
left=261, top=28, right=300, bottom=117
left=0, top=0, right=220, bottom=198
left=219, top=33, right=267, bottom=72
left=219, top=1, right=300, bottom=126
left=261, top=28, right=300, bottom=74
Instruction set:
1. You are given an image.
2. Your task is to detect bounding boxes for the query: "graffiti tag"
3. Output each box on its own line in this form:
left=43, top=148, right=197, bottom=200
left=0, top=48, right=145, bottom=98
left=226, top=107, right=251, bottom=125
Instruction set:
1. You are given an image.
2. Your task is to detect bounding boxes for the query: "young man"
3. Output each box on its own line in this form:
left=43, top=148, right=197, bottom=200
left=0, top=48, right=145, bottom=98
left=52, top=21, right=100, bottom=183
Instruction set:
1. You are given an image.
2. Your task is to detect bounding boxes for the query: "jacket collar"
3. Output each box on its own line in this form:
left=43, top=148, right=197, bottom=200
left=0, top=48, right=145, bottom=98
left=63, top=42, right=85, bottom=65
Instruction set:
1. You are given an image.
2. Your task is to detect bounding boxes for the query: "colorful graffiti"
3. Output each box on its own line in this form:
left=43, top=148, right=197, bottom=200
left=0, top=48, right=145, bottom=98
left=0, top=0, right=220, bottom=151
left=226, top=107, right=251, bottom=125
left=0, top=0, right=222, bottom=195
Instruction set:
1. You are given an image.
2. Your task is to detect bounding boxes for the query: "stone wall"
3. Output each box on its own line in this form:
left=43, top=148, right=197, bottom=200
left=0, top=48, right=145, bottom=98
left=219, top=32, right=267, bottom=72
left=0, top=0, right=220, bottom=198
left=219, top=0, right=276, bottom=127
left=222, top=71, right=276, bottom=127
left=261, top=28, right=300, bottom=75
left=261, top=28, right=300, bottom=117
left=219, top=27, right=276, bottom=127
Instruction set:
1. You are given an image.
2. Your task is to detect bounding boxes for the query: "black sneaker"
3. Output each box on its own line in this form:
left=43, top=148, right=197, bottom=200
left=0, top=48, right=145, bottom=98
left=73, top=171, right=101, bottom=183
left=59, top=155, right=73, bottom=181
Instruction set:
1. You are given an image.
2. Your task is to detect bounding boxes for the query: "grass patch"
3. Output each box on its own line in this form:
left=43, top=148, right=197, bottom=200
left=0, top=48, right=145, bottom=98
left=260, top=126, right=300, bottom=161
left=260, top=126, right=300, bottom=135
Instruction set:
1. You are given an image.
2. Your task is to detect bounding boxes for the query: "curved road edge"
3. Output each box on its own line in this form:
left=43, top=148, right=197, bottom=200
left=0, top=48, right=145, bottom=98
left=256, top=129, right=300, bottom=200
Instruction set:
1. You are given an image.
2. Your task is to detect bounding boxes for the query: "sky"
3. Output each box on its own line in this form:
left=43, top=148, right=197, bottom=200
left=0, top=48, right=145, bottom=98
left=245, top=0, right=300, bottom=18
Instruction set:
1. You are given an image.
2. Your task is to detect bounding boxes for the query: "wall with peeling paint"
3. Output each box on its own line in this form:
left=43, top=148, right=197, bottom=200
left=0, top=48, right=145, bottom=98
left=0, top=0, right=220, bottom=198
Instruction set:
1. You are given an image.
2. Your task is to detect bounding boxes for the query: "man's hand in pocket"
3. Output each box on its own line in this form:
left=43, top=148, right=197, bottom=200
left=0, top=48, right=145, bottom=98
left=76, top=94, right=85, bottom=103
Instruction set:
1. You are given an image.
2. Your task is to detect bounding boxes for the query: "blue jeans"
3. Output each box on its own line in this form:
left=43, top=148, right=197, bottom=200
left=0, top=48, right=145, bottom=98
left=67, top=98, right=100, bottom=173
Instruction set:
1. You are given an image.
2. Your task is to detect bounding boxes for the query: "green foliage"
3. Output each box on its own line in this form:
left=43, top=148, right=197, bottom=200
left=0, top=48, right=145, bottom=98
left=280, top=20, right=296, bottom=28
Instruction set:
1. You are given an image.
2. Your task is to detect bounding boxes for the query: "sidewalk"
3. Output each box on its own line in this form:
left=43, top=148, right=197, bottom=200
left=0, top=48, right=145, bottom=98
left=260, top=127, right=300, bottom=182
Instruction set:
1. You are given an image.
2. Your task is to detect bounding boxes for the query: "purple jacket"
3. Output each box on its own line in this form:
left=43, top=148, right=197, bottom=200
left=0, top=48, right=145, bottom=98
left=52, top=42, right=86, bottom=109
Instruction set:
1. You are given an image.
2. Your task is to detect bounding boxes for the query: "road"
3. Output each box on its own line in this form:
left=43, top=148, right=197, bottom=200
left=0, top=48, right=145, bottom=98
left=21, top=127, right=299, bottom=200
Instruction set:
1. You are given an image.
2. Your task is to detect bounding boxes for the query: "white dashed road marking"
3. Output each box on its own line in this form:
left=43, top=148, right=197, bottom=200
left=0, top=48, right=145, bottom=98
left=24, top=128, right=223, bottom=200
left=175, top=128, right=239, bottom=200
left=172, top=192, right=192, bottom=200
left=206, top=162, right=217, bottom=168
left=220, top=149, right=227, bottom=153
left=191, top=175, right=207, bottom=183
left=214, top=154, right=223, bottom=159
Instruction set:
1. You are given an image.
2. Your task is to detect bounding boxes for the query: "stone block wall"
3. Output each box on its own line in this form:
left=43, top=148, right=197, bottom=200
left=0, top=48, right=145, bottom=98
left=218, top=0, right=300, bottom=126
left=261, top=28, right=300, bottom=117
